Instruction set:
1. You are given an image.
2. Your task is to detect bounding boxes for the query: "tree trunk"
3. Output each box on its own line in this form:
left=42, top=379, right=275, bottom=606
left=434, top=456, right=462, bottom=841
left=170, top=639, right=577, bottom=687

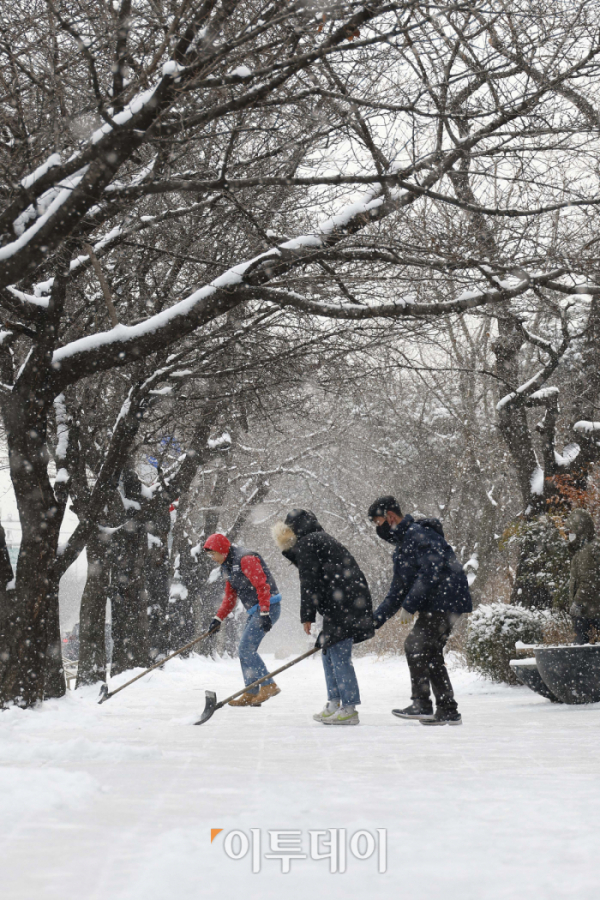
left=110, top=527, right=150, bottom=676
left=175, top=460, right=230, bottom=652
left=188, top=550, right=222, bottom=640
left=0, top=524, right=15, bottom=694
left=145, top=547, right=170, bottom=659
left=0, top=387, right=66, bottom=706
left=76, top=530, right=109, bottom=686
left=141, top=491, right=172, bottom=658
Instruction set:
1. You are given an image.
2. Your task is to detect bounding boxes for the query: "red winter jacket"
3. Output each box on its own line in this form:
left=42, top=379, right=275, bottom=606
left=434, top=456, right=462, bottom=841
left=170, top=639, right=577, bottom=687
left=215, top=547, right=279, bottom=619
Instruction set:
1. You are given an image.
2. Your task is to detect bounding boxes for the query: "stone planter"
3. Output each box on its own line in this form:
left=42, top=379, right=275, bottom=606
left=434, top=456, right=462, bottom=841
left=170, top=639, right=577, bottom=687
left=509, top=658, right=562, bottom=703
left=534, top=645, right=600, bottom=705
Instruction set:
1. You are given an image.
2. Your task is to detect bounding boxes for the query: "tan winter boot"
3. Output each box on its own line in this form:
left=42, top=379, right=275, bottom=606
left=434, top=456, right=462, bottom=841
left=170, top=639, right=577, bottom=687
left=250, top=683, right=281, bottom=705
left=228, top=691, right=261, bottom=707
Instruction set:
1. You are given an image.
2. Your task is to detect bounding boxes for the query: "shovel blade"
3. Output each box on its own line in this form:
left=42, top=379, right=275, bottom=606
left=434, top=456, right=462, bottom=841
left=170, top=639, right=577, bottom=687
left=97, top=684, right=109, bottom=705
left=194, top=690, right=218, bottom=725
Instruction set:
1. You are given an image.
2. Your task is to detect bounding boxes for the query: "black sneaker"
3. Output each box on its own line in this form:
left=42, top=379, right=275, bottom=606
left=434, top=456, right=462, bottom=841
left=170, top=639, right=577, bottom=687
left=392, top=704, right=434, bottom=721
left=421, top=709, right=462, bottom=726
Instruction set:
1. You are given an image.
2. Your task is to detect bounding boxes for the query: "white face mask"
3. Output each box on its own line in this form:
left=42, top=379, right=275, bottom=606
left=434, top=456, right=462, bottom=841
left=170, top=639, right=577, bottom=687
left=569, top=533, right=577, bottom=543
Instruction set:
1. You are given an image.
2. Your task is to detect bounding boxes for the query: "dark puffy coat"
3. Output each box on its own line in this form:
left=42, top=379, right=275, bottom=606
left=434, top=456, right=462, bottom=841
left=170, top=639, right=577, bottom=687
left=374, top=515, right=472, bottom=625
left=280, top=510, right=374, bottom=647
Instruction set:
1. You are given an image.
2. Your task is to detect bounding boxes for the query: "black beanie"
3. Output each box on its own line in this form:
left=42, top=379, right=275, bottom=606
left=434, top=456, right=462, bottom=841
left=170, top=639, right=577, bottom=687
left=368, top=495, right=402, bottom=520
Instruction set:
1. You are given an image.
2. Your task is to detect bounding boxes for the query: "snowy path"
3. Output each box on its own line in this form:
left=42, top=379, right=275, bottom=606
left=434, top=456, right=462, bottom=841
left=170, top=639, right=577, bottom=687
left=1, top=653, right=600, bottom=899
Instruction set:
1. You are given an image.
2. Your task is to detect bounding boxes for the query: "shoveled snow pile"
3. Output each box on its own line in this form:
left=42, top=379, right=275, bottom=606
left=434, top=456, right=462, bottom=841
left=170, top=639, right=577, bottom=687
left=1, top=654, right=600, bottom=899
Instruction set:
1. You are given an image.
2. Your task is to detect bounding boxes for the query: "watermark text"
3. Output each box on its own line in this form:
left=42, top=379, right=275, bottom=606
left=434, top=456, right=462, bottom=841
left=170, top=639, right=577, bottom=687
left=213, top=827, right=387, bottom=874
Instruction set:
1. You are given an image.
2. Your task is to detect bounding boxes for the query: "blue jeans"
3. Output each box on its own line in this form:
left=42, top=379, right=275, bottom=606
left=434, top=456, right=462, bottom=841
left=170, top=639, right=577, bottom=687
left=238, top=602, right=281, bottom=694
left=322, top=638, right=360, bottom=707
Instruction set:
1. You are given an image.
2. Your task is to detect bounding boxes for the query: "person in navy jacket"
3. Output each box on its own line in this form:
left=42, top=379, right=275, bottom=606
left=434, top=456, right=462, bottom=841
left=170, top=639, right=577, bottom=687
left=368, top=496, right=472, bottom=726
left=204, top=533, right=282, bottom=707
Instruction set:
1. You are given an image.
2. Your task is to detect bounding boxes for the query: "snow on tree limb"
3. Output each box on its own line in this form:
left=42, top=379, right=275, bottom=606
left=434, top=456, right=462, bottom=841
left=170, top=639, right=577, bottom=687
left=554, top=443, right=580, bottom=467
left=53, top=394, right=70, bottom=463
left=0, top=169, right=89, bottom=264
left=573, top=421, right=600, bottom=433
left=496, top=323, right=572, bottom=412
left=0, top=2, right=397, bottom=288
left=530, top=465, right=545, bottom=496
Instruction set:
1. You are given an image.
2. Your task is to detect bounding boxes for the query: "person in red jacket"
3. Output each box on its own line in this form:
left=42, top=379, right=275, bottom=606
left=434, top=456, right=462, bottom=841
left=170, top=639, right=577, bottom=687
left=204, top=533, right=282, bottom=707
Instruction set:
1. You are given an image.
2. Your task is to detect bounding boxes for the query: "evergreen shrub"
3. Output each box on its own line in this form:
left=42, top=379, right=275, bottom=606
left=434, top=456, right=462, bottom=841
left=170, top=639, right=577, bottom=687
left=465, top=602, right=548, bottom=683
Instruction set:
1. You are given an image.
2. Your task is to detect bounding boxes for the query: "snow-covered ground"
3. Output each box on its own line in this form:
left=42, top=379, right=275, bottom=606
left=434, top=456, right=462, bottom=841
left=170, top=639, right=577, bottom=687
left=1, top=653, right=600, bottom=899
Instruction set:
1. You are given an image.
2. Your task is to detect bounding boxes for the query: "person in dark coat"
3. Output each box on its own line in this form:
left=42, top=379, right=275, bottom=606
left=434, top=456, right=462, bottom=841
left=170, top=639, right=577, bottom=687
left=272, top=509, right=374, bottom=726
left=368, top=496, right=472, bottom=726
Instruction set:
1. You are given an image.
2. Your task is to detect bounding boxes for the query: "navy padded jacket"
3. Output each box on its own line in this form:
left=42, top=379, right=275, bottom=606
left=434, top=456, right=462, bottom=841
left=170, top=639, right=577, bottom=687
left=374, top=515, right=472, bottom=625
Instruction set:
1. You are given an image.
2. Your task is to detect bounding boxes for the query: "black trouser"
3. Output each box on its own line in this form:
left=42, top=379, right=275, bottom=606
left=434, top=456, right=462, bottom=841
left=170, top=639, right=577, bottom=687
left=404, top=611, right=460, bottom=713
left=572, top=616, right=600, bottom=645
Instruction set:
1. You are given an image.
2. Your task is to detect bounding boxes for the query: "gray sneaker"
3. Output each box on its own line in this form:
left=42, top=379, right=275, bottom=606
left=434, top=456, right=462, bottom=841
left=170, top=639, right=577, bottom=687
left=322, top=705, right=360, bottom=726
left=392, top=704, right=434, bottom=721
left=313, top=701, right=340, bottom=722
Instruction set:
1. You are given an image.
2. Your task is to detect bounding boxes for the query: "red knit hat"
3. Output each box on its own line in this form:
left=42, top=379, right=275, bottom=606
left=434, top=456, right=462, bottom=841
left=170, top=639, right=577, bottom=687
left=203, top=533, right=231, bottom=556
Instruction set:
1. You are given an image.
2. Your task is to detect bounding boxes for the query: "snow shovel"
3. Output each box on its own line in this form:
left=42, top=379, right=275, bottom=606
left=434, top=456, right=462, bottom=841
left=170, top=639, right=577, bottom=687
left=194, top=646, right=320, bottom=725
left=98, top=623, right=221, bottom=704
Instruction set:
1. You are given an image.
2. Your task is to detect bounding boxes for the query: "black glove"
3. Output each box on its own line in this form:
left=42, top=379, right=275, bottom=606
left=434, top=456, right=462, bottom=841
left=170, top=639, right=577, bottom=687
left=209, top=617, right=222, bottom=633
left=259, top=613, right=273, bottom=633
left=372, top=608, right=385, bottom=630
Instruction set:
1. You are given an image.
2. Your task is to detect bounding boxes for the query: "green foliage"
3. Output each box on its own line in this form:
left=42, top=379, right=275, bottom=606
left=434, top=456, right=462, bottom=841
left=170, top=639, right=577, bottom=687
left=465, top=603, right=548, bottom=684
left=500, top=515, right=570, bottom=610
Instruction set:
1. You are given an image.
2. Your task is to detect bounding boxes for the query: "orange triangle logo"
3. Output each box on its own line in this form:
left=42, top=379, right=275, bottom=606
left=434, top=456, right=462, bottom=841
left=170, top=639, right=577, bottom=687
left=211, top=829, right=223, bottom=843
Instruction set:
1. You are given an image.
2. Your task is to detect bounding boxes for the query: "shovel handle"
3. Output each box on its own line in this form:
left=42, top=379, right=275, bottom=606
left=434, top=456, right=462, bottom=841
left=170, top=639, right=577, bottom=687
left=99, top=624, right=220, bottom=703
left=216, top=646, right=320, bottom=709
